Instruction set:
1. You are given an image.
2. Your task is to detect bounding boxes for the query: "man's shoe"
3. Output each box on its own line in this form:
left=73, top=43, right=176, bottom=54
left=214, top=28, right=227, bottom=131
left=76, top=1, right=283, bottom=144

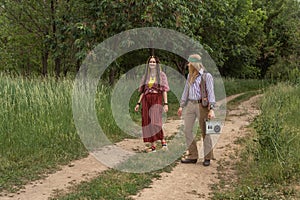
left=161, top=142, right=168, bottom=151
left=181, top=158, right=197, bottom=164
left=203, top=159, right=210, bottom=166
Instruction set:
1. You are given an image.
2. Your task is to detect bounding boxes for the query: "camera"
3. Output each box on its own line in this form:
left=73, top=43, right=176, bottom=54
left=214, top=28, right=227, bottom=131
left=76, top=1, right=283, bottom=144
left=205, top=120, right=222, bottom=134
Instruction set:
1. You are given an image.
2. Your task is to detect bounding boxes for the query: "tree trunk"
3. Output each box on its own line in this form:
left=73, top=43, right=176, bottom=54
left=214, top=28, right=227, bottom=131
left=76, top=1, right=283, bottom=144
left=26, top=57, right=31, bottom=76
left=109, top=68, right=116, bottom=85
left=55, top=57, right=61, bottom=78
left=42, top=49, right=48, bottom=76
left=63, top=63, right=69, bottom=77
left=174, top=60, right=187, bottom=76
left=76, top=59, right=81, bottom=72
left=51, top=0, right=61, bottom=78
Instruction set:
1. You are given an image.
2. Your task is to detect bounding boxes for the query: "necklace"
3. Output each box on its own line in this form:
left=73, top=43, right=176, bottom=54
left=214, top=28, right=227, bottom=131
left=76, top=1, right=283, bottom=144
left=148, top=76, right=156, bottom=88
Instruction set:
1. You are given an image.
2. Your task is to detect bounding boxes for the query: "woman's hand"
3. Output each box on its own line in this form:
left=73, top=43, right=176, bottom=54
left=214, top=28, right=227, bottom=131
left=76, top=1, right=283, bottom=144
left=177, top=107, right=183, bottom=117
left=208, top=109, right=215, bottom=119
left=134, top=104, right=140, bottom=112
left=163, top=105, right=168, bottom=112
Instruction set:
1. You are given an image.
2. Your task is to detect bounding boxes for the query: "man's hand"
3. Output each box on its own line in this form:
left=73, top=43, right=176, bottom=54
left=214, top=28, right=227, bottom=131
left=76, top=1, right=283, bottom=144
left=208, top=109, right=215, bottom=119
left=177, top=107, right=183, bottom=117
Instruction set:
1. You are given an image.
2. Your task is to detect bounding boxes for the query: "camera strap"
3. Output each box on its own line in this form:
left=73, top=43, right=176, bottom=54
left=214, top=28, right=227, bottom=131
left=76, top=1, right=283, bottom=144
left=200, top=72, right=208, bottom=102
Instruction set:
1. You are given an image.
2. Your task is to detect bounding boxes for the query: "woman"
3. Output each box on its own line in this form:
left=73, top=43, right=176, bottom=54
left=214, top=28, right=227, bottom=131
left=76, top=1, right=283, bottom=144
left=177, top=54, right=216, bottom=166
left=135, top=56, right=169, bottom=152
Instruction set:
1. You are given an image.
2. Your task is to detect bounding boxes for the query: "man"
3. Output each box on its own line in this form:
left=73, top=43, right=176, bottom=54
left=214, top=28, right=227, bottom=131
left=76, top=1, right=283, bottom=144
left=177, top=54, right=216, bottom=166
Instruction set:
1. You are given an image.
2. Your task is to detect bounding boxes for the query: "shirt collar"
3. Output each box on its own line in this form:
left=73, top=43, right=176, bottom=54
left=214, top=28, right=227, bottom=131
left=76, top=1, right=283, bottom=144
left=199, top=68, right=204, bottom=75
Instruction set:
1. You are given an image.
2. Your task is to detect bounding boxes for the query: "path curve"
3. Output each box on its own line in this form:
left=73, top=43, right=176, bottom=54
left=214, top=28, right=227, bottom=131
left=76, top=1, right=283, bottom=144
left=130, top=94, right=262, bottom=200
left=0, top=94, right=261, bottom=200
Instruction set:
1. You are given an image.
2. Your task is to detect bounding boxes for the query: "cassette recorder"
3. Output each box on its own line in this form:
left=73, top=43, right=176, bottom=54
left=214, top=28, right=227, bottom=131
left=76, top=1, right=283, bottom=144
left=205, top=120, right=222, bottom=134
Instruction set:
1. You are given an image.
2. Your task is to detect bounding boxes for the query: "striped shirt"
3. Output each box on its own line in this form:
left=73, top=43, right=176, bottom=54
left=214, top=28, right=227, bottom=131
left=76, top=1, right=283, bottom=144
left=180, top=72, right=216, bottom=107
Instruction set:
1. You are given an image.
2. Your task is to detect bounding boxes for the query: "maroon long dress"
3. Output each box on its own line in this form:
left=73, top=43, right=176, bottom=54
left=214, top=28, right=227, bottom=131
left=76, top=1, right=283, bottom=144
left=138, top=72, right=169, bottom=143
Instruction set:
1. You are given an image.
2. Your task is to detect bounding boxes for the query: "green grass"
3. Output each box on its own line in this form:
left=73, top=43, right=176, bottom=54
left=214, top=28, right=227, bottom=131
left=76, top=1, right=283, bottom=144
left=0, top=76, right=87, bottom=192
left=226, top=90, right=262, bottom=110
left=0, top=75, right=128, bottom=192
left=254, top=84, right=300, bottom=183
left=223, top=78, right=270, bottom=96
left=50, top=164, right=178, bottom=200
left=50, top=169, right=159, bottom=200
left=0, top=74, right=270, bottom=198
left=212, top=83, right=300, bottom=199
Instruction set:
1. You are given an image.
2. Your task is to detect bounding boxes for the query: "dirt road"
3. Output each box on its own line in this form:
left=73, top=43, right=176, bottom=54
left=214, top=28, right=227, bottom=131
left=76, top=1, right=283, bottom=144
left=130, top=95, right=261, bottom=200
left=0, top=94, right=261, bottom=200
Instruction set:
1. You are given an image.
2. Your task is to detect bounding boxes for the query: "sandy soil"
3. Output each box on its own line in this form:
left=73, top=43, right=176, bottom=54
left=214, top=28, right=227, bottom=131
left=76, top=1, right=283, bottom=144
left=0, top=94, right=261, bottom=200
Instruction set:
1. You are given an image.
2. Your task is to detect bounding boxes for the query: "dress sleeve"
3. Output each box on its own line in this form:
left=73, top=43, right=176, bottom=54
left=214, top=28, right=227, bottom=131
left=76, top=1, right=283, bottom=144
left=160, top=72, right=170, bottom=92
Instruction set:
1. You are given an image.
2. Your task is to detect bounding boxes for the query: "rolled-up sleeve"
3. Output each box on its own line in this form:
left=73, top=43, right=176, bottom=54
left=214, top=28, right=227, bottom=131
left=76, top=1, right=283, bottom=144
left=206, top=73, right=216, bottom=104
left=180, top=75, right=189, bottom=107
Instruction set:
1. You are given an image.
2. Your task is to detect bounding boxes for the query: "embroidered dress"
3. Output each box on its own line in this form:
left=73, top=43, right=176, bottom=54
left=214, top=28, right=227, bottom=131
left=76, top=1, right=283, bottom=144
left=138, top=72, right=169, bottom=143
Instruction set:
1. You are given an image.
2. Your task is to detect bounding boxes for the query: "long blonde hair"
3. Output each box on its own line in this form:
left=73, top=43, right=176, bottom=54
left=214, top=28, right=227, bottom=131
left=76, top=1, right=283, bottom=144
left=188, top=64, right=199, bottom=84
left=188, top=54, right=204, bottom=84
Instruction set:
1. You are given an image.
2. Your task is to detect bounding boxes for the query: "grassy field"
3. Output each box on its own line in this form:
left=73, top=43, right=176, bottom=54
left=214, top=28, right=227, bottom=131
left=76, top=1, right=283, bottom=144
left=0, top=75, right=127, bottom=192
left=1, top=74, right=272, bottom=198
left=213, top=83, right=300, bottom=199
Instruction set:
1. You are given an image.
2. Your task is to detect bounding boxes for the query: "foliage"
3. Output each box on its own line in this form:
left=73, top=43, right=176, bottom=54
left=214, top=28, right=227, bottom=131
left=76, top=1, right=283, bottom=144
left=201, top=0, right=267, bottom=78
left=0, top=0, right=299, bottom=80
left=266, top=56, right=300, bottom=84
left=255, top=0, right=300, bottom=78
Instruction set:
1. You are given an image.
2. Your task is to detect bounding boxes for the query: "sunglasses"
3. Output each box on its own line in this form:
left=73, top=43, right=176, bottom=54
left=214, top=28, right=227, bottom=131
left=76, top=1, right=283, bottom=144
left=149, top=61, right=156, bottom=63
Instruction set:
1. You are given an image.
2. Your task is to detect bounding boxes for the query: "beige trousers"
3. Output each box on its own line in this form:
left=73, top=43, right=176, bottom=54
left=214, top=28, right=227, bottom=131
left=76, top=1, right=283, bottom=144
left=183, top=101, right=214, bottom=160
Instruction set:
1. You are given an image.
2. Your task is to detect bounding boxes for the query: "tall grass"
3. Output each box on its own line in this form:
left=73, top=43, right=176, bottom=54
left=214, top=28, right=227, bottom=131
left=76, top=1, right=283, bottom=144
left=0, top=74, right=128, bottom=192
left=0, top=75, right=86, bottom=191
left=213, top=83, right=300, bottom=199
left=254, top=83, right=300, bottom=182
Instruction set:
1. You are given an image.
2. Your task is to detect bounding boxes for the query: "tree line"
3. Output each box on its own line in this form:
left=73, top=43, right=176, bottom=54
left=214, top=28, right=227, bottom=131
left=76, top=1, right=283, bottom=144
left=0, top=0, right=299, bottom=82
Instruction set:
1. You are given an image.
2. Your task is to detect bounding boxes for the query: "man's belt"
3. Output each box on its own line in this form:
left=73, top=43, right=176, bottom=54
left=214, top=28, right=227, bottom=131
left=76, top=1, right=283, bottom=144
left=188, top=99, right=201, bottom=104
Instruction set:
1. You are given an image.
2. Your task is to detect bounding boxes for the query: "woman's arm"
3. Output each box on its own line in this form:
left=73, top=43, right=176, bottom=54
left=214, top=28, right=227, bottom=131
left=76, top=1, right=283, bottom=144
left=163, top=91, right=168, bottom=112
left=163, top=91, right=168, bottom=104
left=134, top=93, right=144, bottom=112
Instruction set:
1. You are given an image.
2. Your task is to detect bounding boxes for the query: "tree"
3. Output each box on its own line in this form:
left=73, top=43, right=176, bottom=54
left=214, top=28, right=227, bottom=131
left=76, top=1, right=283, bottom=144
left=254, top=0, right=300, bottom=78
left=78, top=0, right=205, bottom=83
left=0, top=0, right=299, bottom=80
left=0, top=1, right=50, bottom=75
left=200, top=0, right=266, bottom=78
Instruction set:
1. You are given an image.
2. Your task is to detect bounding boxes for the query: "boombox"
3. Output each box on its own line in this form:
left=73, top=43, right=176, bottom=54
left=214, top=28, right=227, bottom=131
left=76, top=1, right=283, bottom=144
left=205, top=120, right=222, bottom=134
